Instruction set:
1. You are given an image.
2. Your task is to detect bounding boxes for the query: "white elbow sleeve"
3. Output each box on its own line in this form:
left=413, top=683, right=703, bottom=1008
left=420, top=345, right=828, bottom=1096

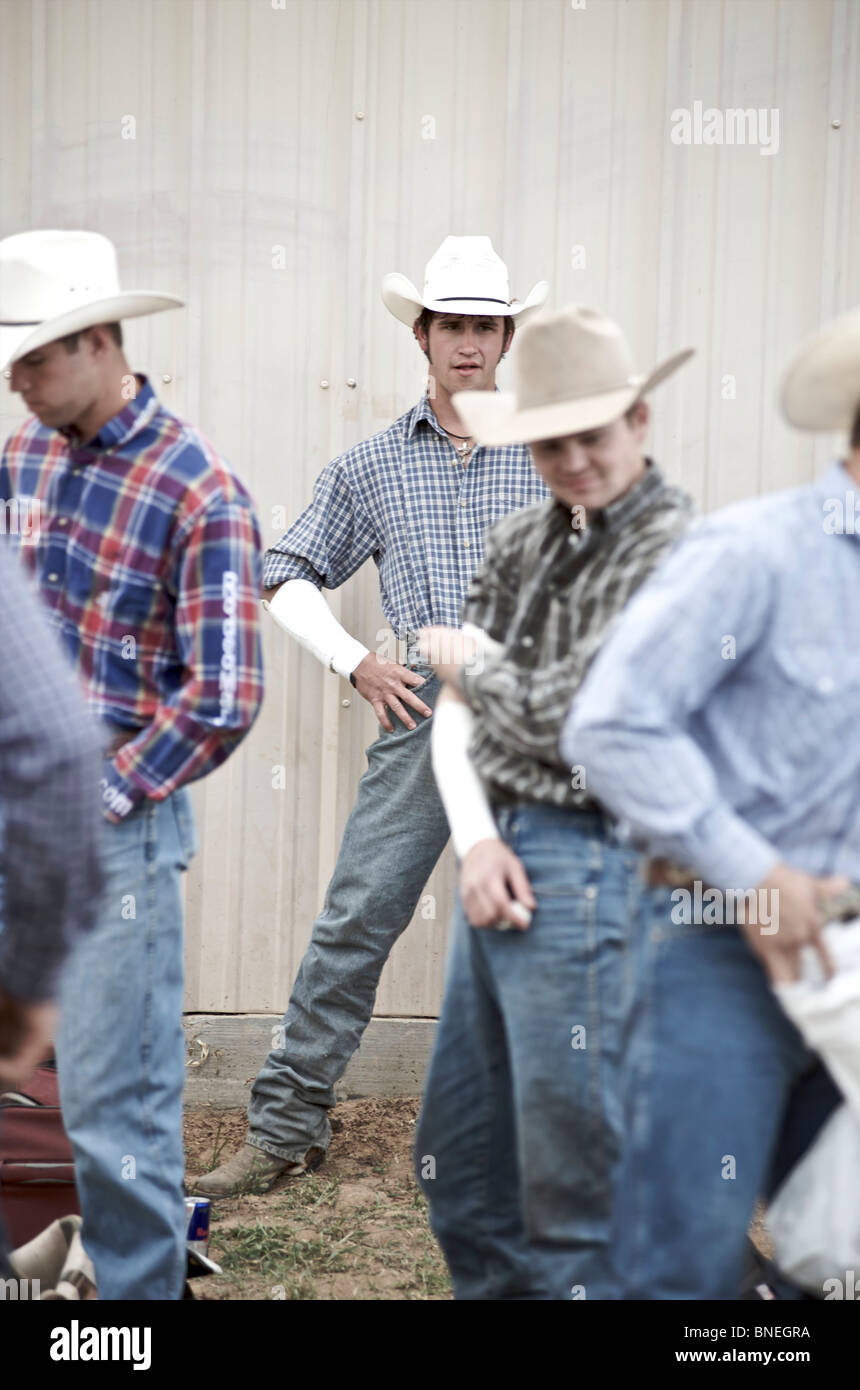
left=264, top=579, right=369, bottom=678
left=431, top=697, right=500, bottom=859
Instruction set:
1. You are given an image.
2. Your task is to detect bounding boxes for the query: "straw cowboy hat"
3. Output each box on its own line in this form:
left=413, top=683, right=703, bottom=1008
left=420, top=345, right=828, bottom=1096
left=780, top=306, right=860, bottom=432
left=0, top=230, right=183, bottom=371
left=453, top=305, right=695, bottom=446
left=382, top=235, right=548, bottom=329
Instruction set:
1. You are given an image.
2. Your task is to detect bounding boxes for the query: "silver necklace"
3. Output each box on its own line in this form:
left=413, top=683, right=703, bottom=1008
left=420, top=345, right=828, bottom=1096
left=446, top=430, right=475, bottom=459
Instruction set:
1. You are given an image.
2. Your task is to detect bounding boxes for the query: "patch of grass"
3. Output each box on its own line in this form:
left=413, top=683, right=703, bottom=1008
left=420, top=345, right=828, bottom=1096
left=276, top=1174, right=341, bottom=1213
left=217, top=1221, right=292, bottom=1278
left=217, top=1219, right=363, bottom=1292
left=206, top=1119, right=228, bottom=1173
left=408, top=1248, right=451, bottom=1300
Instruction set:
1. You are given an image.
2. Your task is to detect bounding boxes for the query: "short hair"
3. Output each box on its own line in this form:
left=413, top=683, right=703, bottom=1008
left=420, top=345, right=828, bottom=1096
left=415, top=308, right=514, bottom=356
left=58, top=322, right=123, bottom=354
left=852, top=402, right=860, bottom=450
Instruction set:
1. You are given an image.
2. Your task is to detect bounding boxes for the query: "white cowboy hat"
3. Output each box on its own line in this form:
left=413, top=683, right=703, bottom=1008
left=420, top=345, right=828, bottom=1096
left=453, top=305, right=695, bottom=445
left=0, top=230, right=183, bottom=371
left=780, top=306, right=860, bottom=432
left=381, top=235, right=548, bottom=329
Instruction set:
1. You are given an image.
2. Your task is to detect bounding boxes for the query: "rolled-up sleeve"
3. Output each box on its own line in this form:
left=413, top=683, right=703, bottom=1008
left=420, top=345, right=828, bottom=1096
left=561, top=531, right=781, bottom=890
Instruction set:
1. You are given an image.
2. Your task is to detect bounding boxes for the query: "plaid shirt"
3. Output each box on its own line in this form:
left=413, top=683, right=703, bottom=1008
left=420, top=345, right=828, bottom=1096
left=0, top=376, right=264, bottom=819
left=0, top=539, right=103, bottom=1001
left=460, top=462, right=695, bottom=809
left=263, top=392, right=549, bottom=634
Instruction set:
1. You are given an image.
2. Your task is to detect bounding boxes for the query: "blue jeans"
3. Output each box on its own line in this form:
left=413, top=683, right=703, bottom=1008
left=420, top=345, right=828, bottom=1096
left=613, top=886, right=819, bottom=1300
left=415, top=804, right=643, bottom=1300
left=54, top=781, right=197, bottom=1300
left=248, top=670, right=450, bottom=1161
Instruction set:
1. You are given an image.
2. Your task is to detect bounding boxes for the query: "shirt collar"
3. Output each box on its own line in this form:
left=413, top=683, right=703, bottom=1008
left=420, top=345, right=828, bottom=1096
left=406, top=392, right=452, bottom=442
left=551, top=458, right=666, bottom=533
left=405, top=388, right=502, bottom=443
left=59, top=374, right=158, bottom=455
left=814, top=460, right=860, bottom=543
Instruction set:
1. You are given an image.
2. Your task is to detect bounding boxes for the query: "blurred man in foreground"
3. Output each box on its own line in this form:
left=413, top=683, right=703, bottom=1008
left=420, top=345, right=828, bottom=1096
left=414, top=306, right=695, bottom=1298
left=0, top=544, right=102, bottom=1279
left=563, top=306, right=860, bottom=1298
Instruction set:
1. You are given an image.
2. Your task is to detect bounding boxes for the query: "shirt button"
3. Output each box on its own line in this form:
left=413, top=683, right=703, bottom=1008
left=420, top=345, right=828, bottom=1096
left=72, top=468, right=82, bottom=477
left=817, top=676, right=835, bottom=694
left=47, top=572, right=59, bottom=582
left=463, top=540, right=471, bottom=548
left=521, top=635, right=534, bottom=648
left=584, top=886, right=598, bottom=900
left=58, top=517, right=68, bottom=526
left=460, top=500, right=467, bottom=509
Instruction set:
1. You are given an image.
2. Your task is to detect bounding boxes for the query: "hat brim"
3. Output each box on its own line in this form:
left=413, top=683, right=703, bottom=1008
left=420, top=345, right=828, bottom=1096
left=1, top=292, right=184, bottom=370
left=381, top=274, right=549, bottom=329
left=780, top=307, right=860, bottom=432
left=454, top=348, right=695, bottom=446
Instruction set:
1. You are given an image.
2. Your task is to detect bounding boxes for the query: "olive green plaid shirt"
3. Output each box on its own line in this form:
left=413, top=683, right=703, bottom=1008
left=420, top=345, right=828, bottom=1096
left=459, top=461, right=695, bottom=809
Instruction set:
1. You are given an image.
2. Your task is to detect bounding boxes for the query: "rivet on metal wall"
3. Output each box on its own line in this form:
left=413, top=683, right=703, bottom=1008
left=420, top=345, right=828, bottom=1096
left=162, top=373, right=172, bottom=383
left=346, top=378, right=357, bottom=388
left=320, top=379, right=330, bottom=389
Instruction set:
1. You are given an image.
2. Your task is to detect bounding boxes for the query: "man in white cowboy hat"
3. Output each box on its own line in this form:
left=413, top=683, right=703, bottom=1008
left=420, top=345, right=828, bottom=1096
left=0, top=228, right=264, bottom=1299
left=412, top=304, right=695, bottom=1298
left=195, top=235, right=549, bottom=1197
left=561, top=306, right=860, bottom=1298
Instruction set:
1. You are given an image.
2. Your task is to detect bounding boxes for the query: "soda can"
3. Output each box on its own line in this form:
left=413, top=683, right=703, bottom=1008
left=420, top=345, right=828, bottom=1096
left=185, top=1196, right=211, bottom=1256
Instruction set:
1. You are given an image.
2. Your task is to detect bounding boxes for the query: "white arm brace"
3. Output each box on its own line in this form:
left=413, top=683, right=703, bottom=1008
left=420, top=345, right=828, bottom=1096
left=431, top=622, right=506, bottom=859
left=431, top=671, right=501, bottom=862
left=263, top=578, right=369, bottom=679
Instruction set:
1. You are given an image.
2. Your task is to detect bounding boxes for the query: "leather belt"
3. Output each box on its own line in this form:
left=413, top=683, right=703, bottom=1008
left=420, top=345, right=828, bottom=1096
left=646, top=857, right=699, bottom=890
left=646, top=866, right=860, bottom=922
left=104, top=727, right=142, bottom=756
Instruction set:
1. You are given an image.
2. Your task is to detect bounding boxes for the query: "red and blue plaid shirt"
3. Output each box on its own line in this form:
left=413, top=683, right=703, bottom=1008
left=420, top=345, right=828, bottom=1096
left=0, top=375, right=264, bottom=818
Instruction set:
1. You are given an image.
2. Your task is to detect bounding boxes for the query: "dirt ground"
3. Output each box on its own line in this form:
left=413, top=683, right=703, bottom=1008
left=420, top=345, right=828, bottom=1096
left=184, top=1099, right=774, bottom=1301
left=183, top=1099, right=451, bottom=1301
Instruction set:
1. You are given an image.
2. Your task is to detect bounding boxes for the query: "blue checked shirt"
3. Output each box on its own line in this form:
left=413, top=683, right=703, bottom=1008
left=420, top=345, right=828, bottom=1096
left=263, top=393, right=549, bottom=632
left=562, top=462, right=860, bottom=889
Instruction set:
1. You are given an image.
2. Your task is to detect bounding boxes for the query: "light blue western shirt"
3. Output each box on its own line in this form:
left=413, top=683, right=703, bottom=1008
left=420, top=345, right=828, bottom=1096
left=561, top=462, right=860, bottom=889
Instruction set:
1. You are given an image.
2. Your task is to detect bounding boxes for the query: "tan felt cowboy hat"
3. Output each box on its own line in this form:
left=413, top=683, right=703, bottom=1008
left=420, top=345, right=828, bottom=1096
left=453, top=304, right=695, bottom=445
left=0, top=230, right=183, bottom=371
left=780, top=306, right=860, bottom=432
left=382, top=235, right=548, bottom=329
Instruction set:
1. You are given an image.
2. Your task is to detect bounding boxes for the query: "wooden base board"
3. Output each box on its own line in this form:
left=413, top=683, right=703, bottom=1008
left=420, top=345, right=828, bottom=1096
left=183, top=1014, right=435, bottom=1109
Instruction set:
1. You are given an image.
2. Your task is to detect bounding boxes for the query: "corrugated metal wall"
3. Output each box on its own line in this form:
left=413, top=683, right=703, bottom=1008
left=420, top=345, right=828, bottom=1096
left=1, top=0, right=857, bottom=1014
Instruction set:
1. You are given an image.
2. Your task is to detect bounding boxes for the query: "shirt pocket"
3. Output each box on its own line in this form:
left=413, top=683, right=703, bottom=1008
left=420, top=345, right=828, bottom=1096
left=769, top=640, right=860, bottom=767
left=772, top=641, right=860, bottom=696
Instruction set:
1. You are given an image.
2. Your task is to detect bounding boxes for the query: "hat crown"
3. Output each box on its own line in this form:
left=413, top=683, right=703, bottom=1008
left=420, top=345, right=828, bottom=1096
left=0, top=230, right=121, bottom=321
left=514, top=307, right=638, bottom=411
left=423, top=235, right=512, bottom=308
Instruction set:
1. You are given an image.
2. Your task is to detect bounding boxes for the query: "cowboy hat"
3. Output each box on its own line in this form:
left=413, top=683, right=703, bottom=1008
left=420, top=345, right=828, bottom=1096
left=382, top=235, right=548, bottom=329
left=453, top=305, right=694, bottom=446
left=0, top=230, right=183, bottom=370
left=780, top=306, right=860, bottom=432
